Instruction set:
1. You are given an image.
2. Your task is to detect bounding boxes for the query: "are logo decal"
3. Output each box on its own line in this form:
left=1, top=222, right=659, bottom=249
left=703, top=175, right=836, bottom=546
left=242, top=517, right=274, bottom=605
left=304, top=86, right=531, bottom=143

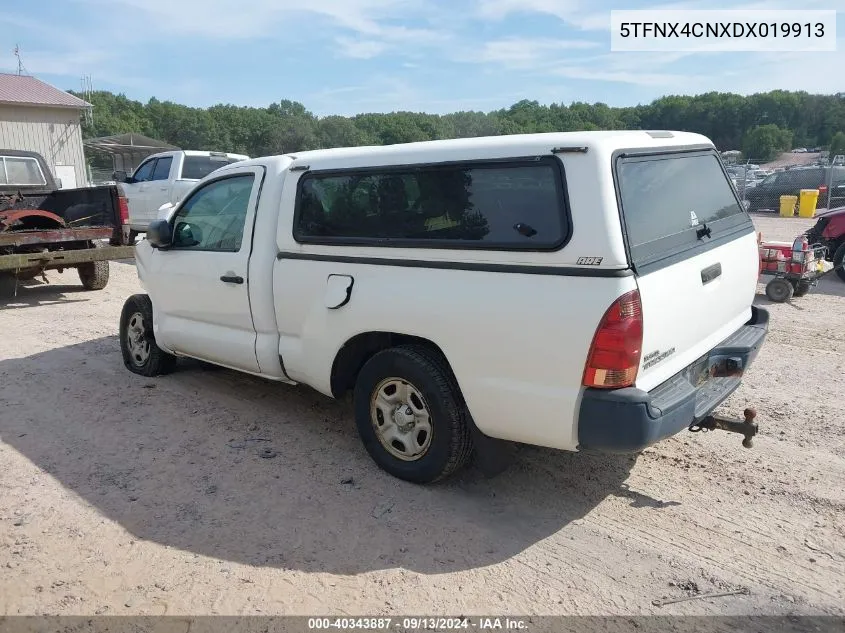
left=576, top=256, right=603, bottom=266
left=643, top=347, right=676, bottom=370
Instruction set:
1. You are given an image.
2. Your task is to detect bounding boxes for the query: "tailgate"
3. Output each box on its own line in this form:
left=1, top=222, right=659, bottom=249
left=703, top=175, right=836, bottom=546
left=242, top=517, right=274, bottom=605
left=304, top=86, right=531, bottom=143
left=614, top=149, right=758, bottom=392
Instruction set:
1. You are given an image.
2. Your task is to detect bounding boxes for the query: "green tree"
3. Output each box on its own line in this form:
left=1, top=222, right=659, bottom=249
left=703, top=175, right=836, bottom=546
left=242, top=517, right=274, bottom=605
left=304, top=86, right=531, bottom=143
left=829, top=132, right=845, bottom=158
left=67, top=86, right=845, bottom=165
left=742, top=124, right=793, bottom=161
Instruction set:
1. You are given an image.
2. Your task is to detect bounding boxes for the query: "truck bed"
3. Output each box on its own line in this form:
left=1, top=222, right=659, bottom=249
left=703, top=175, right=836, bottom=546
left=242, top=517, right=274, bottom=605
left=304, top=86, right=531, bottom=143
left=1, top=186, right=125, bottom=242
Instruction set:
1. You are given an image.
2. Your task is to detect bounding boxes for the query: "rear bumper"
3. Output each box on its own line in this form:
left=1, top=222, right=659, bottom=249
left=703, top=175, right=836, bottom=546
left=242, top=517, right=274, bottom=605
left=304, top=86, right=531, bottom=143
left=577, top=306, right=769, bottom=452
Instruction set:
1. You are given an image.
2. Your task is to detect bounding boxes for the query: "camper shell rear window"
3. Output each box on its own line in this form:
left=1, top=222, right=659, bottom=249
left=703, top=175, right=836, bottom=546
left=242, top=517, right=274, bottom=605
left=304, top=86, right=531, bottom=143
left=614, top=149, right=754, bottom=272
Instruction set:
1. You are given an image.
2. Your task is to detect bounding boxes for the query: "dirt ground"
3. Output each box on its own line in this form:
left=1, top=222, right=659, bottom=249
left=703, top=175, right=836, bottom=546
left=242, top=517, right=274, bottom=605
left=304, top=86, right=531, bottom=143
left=0, top=214, right=842, bottom=618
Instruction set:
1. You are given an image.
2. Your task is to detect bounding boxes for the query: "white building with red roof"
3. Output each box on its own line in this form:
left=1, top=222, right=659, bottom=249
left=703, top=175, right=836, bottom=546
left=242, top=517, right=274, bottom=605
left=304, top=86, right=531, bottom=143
left=0, top=73, right=93, bottom=187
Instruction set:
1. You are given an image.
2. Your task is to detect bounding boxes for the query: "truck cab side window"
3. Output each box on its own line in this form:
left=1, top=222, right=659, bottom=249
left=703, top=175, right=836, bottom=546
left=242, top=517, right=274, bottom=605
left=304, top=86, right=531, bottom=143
left=152, top=157, right=172, bottom=181
left=133, top=160, right=156, bottom=182
left=170, top=174, right=255, bottom=252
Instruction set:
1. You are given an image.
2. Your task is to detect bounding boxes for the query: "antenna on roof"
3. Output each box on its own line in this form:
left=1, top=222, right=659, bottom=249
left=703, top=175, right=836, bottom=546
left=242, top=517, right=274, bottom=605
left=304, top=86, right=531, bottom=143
left=81, top=74, right=94, bottom=126
left=13, top=44, right=28, bottom=76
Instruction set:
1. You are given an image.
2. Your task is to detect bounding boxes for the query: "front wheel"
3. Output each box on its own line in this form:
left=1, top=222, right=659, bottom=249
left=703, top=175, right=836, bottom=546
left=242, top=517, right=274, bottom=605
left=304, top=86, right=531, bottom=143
left=792, top=280, right=812, bottom=297
left=353, top=345, right=473, bottom=484
left=833, top=243, right=845, bottom=283
left=119, top=294, right=177, bottom=376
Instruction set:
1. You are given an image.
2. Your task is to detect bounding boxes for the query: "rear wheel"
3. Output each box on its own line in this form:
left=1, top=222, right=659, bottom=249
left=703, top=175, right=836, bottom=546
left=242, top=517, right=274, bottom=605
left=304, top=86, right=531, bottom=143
left=766, top=278, right=794, bottom=302
left=353, top=345, right=472, bottom=484
left=77, top=242, right=109, bottom=290
left=0, top=273, right=18, bottom=296
left=833, top=243, right=845, bottom=283
left=120, top=294, right=177, bottom=376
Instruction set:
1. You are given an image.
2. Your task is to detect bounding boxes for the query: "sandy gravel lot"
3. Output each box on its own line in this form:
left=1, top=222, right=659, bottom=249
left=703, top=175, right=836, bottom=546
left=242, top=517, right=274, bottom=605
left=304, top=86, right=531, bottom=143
left=0, top=215, right=843, bottom=618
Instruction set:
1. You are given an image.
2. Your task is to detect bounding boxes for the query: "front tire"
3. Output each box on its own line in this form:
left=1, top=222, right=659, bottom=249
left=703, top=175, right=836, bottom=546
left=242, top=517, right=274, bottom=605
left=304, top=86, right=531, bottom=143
left=766, top=278, right=794, bottom=302
left=120, top=294, right=177, bottom=376
left=792, top=280, right=811, bottom=297
left=353, top=345, right=473, bottom=484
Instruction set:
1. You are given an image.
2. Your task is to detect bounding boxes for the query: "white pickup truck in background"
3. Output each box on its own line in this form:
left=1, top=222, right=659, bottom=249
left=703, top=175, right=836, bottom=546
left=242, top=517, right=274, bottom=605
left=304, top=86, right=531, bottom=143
left=115, top=150, right=248, bottom=235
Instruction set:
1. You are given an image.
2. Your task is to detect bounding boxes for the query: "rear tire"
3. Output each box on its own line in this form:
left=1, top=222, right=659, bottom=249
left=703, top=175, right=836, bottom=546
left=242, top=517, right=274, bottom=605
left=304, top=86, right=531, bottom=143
left=120, top=294, right=177, bottom=376
left=353, top=345, right=473, bottom=484
left=766, top=278, right=794, bottom=302
left=77, top=242, right=109, bottom=290
left=833, top=243, right=845, bottom=284
left=0, top=273, right=18, bottom=296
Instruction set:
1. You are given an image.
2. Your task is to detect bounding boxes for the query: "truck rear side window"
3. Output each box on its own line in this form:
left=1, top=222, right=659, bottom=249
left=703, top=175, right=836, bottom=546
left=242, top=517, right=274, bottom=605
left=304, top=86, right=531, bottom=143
left=182, top=156, right=243, bottom=180
left=0, top=155, right=47, bottom=186
left=616, top=151, right=752, bottom=268
left=294, top=157, right=569, bottom=250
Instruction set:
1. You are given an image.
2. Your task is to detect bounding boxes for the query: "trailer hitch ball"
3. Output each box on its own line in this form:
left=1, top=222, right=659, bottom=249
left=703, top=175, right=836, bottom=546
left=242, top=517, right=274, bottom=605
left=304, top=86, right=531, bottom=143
left=690, top=408, right=759, bottom=448
left=740, top=408, right=757, bottom=448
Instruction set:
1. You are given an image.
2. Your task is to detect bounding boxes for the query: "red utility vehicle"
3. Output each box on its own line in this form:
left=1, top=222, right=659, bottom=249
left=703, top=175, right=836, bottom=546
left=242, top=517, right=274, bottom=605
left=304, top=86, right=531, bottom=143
left=804, top=206, right=845, bottom=284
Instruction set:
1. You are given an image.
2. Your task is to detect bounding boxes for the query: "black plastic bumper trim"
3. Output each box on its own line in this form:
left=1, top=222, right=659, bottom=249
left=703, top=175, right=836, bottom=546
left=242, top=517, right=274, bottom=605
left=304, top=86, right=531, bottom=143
left=576, top=306, right=769, bottom=452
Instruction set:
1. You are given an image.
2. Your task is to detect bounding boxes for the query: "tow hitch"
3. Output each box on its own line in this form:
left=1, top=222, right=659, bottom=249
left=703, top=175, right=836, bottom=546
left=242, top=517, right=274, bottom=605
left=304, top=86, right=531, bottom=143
left=689, top=408, right=758, bottom=448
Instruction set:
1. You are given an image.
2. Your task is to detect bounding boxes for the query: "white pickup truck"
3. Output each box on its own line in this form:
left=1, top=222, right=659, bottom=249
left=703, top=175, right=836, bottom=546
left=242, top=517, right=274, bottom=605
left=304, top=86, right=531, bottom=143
left=115, top=150, right=248, bottom=235
left=121, top=131, right=769, bottom=484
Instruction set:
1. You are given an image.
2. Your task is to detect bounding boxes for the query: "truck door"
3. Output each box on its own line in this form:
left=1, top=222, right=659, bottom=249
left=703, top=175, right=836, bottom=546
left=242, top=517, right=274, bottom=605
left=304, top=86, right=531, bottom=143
left=148, top=155, right=173, bottom=214
left=123, top=158, right=156, bottom=228
left=149, top=167, right=264, bottom=372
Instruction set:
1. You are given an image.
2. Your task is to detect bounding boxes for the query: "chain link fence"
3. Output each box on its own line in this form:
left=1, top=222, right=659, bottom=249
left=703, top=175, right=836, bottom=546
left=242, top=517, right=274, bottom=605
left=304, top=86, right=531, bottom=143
left=722, top=150, right=845, bottom=214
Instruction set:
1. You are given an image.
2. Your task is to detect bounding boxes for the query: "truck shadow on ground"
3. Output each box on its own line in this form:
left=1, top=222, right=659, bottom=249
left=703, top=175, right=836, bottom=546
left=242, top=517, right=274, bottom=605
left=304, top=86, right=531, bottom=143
left=0, top=336, right=663, bottom=575
left=0, top=279, right=90, bottom=310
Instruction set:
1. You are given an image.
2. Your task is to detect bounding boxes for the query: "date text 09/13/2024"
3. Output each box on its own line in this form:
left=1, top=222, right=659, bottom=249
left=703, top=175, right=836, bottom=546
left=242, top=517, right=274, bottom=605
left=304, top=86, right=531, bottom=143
left=307, top=617, right=530, bottom=630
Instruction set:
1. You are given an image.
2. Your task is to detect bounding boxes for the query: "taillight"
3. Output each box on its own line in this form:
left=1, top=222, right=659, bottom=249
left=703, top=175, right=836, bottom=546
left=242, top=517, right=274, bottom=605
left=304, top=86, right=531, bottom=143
left=819, top=185, right=828, bottom=194
left=582, top=289, right=643, bottom=389
left=117, top=194, right=129, bottom=224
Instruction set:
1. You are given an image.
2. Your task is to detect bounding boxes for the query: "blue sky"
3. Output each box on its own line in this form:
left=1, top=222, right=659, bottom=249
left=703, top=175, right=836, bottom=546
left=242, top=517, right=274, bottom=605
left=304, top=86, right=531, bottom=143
left=1, top=0, right=843, bottom=116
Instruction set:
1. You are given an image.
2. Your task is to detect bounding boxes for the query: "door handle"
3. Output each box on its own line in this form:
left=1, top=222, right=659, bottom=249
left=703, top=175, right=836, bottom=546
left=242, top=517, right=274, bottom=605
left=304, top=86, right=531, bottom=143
left=701, top=263, right=722, bottom=285
left=220, top=275, right=244, bottom=284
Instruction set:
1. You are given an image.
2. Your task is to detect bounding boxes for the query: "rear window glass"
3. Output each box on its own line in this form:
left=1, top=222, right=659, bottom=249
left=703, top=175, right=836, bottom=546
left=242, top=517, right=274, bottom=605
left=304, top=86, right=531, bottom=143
left=617, top=152, right=750, bottom=265
left=295, top=157, right=568, bottom=249
left=181, top=155, right=243, bottom=180
left=0, top=155, right=47, bottom=186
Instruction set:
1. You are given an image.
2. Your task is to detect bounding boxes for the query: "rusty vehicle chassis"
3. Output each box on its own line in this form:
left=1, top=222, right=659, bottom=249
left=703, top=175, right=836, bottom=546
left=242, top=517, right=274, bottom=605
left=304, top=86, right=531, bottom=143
left=0, top=226, right=134, bottom=273
left=0, top=226, right=113, bottom=248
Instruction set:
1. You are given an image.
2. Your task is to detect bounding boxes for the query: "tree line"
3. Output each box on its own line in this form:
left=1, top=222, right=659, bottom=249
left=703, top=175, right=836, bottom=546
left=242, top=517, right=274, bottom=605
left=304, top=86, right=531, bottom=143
left=70, top=89, right=845, bottom=164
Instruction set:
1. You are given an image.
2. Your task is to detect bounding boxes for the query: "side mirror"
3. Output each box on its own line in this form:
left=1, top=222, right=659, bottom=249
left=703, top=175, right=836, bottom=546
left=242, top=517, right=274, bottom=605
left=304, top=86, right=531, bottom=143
left=113, top=170, right=129, bottom=183
left=147, top=219, right=173, bottom=249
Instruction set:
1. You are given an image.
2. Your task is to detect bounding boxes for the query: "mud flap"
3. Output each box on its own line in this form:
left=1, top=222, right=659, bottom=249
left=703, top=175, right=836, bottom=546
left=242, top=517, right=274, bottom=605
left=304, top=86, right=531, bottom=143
left=468, top=417, right=517, bottom=478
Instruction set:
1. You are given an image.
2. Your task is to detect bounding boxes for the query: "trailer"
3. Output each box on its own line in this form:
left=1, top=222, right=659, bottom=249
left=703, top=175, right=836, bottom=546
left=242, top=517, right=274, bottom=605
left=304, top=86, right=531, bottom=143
left=0, top=149, right=134, bottom=295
